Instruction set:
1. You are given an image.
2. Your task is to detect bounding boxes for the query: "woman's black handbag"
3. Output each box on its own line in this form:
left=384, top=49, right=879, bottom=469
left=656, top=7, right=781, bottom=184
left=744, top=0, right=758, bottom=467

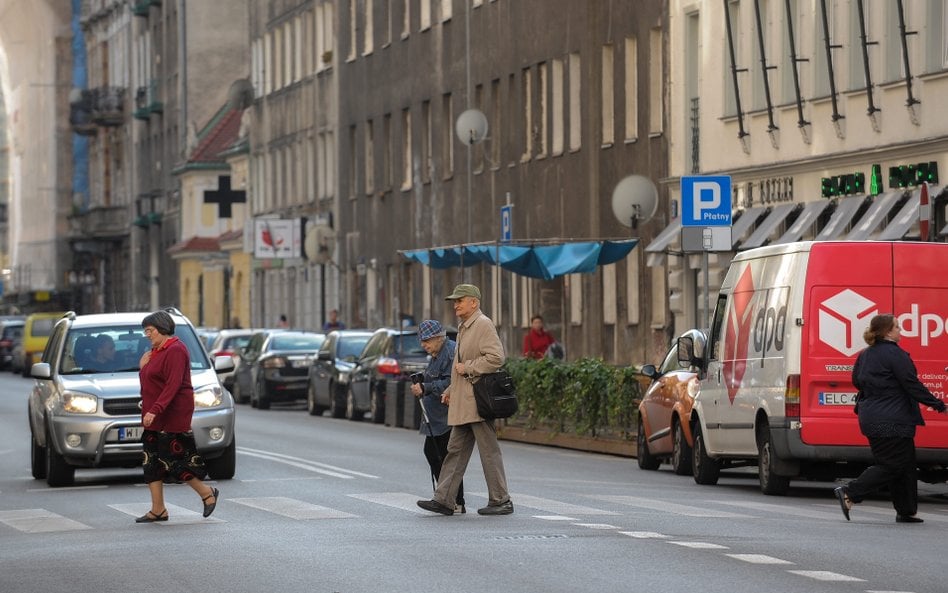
left=473, top=370, right=518, bottom=420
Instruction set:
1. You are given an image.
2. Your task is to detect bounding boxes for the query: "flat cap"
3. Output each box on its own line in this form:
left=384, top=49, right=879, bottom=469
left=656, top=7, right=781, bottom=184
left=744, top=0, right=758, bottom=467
left=444, top=283, right=481, bottom=300
left=418, top=319, right=446, bottom=341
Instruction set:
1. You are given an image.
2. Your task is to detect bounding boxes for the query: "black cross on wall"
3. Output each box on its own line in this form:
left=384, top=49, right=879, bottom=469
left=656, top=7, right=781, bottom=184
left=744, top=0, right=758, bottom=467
left=203, top=175, right=246, bottom=218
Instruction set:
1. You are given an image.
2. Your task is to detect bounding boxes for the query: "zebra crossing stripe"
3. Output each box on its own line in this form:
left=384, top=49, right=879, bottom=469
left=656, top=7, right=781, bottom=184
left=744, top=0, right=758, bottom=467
left=229, top=497, right=356, bottom=520
left=0, top=509, right=91, bottom=533
left=109, top=502, right=224, bottom=524
left=591, top=495, right=752, bottom=518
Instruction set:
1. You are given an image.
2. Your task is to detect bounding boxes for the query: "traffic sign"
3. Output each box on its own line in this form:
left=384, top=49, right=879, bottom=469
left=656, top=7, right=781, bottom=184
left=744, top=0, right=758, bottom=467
left=682, top=175, right=732, bottom=227
left=500, top=205, right=512, bottom=242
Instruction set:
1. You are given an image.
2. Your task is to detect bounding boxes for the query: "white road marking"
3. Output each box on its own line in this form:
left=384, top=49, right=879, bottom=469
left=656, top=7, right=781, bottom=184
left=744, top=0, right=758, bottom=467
left=619, top=531, right=670, bottom=539
left=726, top=554, right=794, bottom=565
left=0, top=509, right=91, bottom=533
left=713, top=500, right=841, bottom=521
left=474, top=493, right=617, bottom=515
left=109, top=502, right=224, bottom=524
left=787, top=570, right=865, bottom=582
left=229, top=497, right=356, bottom=520
left=348, top=492, right=432, bottom=514
left=667, top=541, right=729, bottom=549
left=26, top=485, right=109, bottom=493
left=237, top=447, right=379, bottom=479
left=591, top=495, right=752, bottom=518
left=534, top=515, right=578, bottom=521
left=817, top=503, right=948, bottom=524
left=572, top=523, right=619, bottom=529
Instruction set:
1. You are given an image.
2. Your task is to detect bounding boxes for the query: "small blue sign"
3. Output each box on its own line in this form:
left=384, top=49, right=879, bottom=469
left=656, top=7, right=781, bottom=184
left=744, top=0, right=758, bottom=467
left=681, top=175, right=732, bottom=227
left=500, top=205, right=512, bottom=242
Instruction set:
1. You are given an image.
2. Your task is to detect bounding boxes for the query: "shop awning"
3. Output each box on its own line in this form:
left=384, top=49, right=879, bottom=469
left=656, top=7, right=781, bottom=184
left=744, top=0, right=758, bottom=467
left=739, top=203, right=801, bottom=249
left=773, top=199, right=831, bottom=244
left=400, top=239, right=639, bottom=281
left=815, top=195, right=868, bottom=240
left=845, top=191, right=905, bottom=240
left=644, top=218, right=682, bottom=253
left=729, top=206, right=768, bottom=248
left=879, top=185, right=943, bottom=240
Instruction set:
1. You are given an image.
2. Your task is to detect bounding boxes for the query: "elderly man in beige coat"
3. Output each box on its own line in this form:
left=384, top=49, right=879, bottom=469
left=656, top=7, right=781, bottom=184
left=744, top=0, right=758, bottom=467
left=417, top=284, right=514, bottom=516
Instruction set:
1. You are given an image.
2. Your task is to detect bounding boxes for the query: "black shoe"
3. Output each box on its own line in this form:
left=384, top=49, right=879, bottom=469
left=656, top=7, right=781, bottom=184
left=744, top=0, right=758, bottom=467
left=833, top=487, right=852, bottom=521
left=417, top=499, right=454, bottom=515
left=477, top=500, right=514, bottom=516
left=896, top=514, right=924, bottom=523
left=202, top=487, right=219, bottom=518
left=135, top=509, right=168, bottom=523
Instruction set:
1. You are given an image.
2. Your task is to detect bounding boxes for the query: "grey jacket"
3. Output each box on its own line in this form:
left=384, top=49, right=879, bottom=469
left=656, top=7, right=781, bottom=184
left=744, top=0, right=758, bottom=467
left=418, top=338, right=456, bottom=437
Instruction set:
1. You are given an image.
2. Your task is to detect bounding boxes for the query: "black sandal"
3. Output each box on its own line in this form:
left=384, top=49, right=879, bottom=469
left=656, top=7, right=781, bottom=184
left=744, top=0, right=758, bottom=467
left=833, top=486, right=852, bottom=521
left=135, top=509, right=169, bottom=523
left=202, top=487, right=219, bottom=518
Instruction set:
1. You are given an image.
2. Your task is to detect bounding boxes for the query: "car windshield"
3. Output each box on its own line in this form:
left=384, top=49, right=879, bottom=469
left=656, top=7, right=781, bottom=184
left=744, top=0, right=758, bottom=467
left=337, top=335, right=371, bottom=359
left=394, top=333, right=426, bottom=355
left=60, top=323, right=211, bottom=374
left=270, top=334, right=325, bottom=351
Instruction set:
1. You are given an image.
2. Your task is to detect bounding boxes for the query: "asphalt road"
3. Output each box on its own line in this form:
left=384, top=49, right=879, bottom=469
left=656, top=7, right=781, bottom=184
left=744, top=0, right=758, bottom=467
left=2, top=371, right=947, bottom=593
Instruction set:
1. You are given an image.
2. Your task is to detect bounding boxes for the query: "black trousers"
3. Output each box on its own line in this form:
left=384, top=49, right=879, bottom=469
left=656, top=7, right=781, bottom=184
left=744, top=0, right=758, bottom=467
left=424, top=431, right=464, bottom=506
left=846, top=436, right=918, bottom=516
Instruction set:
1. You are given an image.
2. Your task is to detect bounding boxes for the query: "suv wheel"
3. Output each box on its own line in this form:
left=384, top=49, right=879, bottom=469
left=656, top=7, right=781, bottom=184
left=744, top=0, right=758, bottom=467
left=45, top=428, right=75, bottom=487
left=636, top=416, right=661, bottom=470
left=369, top=383, right=385, bottom=424
left=30, top=430, right=47, bottom=480
left=329, top=384, right=346, bottom=418
left=205, top=438, right=236, bottom=480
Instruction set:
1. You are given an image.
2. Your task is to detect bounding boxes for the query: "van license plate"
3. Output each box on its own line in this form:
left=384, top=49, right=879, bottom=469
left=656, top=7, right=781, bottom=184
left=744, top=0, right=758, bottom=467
left=119, top=426, right=143, bottom=441
left=819, top=392, right=857, bottom=406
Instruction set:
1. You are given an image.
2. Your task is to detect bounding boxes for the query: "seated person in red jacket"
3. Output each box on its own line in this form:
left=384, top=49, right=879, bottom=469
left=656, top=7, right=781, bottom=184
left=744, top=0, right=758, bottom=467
left=522, top=315, right=556, bottom=359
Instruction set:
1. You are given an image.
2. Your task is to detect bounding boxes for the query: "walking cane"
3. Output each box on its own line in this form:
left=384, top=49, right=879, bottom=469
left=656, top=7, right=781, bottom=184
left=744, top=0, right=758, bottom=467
left=416, top=395, right=442, bottom=492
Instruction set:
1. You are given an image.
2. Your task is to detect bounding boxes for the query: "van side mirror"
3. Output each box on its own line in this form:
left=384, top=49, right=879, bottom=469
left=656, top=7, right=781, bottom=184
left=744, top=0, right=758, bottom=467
left=677, top=336, right=703, bottom=368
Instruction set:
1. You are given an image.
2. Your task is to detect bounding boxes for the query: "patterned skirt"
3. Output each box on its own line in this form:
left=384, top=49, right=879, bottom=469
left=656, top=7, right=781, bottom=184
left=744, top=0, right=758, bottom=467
left=141, top=430, right=207, bottom=484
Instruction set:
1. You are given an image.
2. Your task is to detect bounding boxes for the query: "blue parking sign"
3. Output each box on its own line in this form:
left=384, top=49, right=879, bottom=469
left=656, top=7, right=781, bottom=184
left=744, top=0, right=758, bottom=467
left=681, top=176, right=732, bottom=227
left=500, top=205, right=512, bottom=242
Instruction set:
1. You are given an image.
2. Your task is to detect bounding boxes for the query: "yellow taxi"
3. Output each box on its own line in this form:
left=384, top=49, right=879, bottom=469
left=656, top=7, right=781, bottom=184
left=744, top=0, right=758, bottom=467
left=17, top=312, right=67, bottom=377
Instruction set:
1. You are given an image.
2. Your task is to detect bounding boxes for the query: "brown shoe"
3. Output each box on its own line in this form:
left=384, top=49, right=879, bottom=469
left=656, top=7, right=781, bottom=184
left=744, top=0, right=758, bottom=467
left=417, top=499, right=454, bottom=515
left=477, top=500, right=514, bottom=515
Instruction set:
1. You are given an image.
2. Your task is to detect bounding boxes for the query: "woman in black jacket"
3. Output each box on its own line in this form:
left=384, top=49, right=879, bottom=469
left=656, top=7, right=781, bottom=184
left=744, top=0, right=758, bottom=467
left=834, top=313, right=946, bottom=523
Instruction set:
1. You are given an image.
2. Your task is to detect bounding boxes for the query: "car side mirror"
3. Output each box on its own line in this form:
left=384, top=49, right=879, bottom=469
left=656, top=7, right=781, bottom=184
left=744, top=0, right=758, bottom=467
left=639, top=364, right=659, bottom=380
left=31, top=362, right=51, bottom=380
left=214, top=355, right=235, bottom=373
left=317, top=351, right=331, bottom=361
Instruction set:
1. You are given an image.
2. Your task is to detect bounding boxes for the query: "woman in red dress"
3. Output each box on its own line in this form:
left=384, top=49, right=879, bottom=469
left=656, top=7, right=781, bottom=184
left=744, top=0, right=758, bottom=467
left=136, top=310, right=219, bottom=523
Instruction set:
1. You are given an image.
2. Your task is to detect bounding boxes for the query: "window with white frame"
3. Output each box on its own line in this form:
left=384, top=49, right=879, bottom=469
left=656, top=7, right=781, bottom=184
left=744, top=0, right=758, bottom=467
left=924, top=0, right=948, bottom=72
left=648, top=27, right=663, bottom=135
left=569, top=52, right=581, bottom=151
left=624, top=37, right=638, bottom=142
left=284, top=22, right=293, bottom=87
left=626, top=254, right=640, bottom=325
left=349, top=125, right=358, bottom=199
left=521, top=66, right=532, bottom=161
left=365, top=120, right=375, bottom=195
left=403, top=0, right=411, bottom=38
left=812, top=0, right=837, bottom=98
left=326, top=131, right=336, bottom=197
left=537, top=62, right=549, bottom=157
left=317, top=133, right=326, bottom=198
left=847, top=0, right=867, bottom=92
left=323, top=3, right=334, bottom=66
left=402, top=108, right=412, bottom=190
left=442, top=93, right=454, bottom=177
left=420, top=0, right=431, bottom=31
left=474, top=85, right=485, bottom=171
left=383, top=113, right=393, bottom=189
left=441, top=0, right=452, bottom=21
left=569, top=274, right=583, bottom=325
left=601, top=44, right=615, bottom=146
left=349, top=0, right=357, bottom=61
left=364, top=0, right=374, bottom=55
left=490, top=79, right=502, bottom=164
left=294, top=15, right=303, bottom=82
left=421, top=100, right=432, bottom=183
left=602, top=264, right=617, bottom=325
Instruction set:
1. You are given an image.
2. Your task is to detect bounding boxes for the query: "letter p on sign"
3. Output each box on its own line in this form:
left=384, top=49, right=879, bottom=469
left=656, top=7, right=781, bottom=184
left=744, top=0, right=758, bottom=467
left=681, top=175, right=732, bottom=227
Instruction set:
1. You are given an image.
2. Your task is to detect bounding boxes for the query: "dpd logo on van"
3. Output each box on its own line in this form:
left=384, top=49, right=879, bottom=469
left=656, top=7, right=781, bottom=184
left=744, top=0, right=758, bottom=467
left=818, top=290, right=877, bottom=356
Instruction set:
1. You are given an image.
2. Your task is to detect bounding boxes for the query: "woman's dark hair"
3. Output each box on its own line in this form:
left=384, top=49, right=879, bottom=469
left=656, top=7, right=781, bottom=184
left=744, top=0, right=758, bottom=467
left=142, top=311, right=175, bottom=336
left=863, top=313, right=896, bottom=346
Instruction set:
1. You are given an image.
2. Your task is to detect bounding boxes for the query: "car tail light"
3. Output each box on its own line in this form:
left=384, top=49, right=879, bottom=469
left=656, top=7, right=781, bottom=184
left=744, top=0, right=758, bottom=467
left=376, top=357, right=400, bottom=375
left=0, top=339, right=9, bottom=348
left=218, top=350, right=234, bottom=358
left=785, top=374, right=801, bottom=418
left=262, top=357, right=286, bottom=369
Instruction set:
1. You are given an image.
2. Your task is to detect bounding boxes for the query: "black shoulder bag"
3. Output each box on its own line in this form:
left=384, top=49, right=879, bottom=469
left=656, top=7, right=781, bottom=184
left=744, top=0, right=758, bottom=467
left=458, top=322, right=518, bottom=420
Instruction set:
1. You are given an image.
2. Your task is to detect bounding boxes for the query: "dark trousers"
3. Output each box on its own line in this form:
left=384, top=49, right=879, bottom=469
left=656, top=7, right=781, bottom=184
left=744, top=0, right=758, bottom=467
left=846, top=436, right=918, bottom=516
left=424, top=431, right=464, bottom=506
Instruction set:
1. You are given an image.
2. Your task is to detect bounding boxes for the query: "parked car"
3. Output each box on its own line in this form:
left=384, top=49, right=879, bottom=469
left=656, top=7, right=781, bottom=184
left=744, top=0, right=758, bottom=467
left=208, top=329, right=256, bottom=391
left=15, top=312, right=67, bottom=376
left=232, top=330, right=325, bottom=409
left=195, top=327, right=220, bottom=350
left=307, top=329, right=374, bottom=418
left=0, top=319, right=25, bottom=371
left=346, top=327, right=430, bottom=424
left=26, top=308, right=237, bottom=487
left=636, top=329, right=707, bottom=476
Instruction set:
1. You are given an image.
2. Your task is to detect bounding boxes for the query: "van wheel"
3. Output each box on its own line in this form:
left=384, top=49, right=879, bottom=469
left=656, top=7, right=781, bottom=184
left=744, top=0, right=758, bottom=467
left=757, top=426, right=791, bottom=496
left=671, top=419, right=694, bottom=476
left=692, top=423, right=720, bottom=485
left=31, top=432, right=47, bottom=480
left=636, top=417, right=661, bottom=470
left=46, top=429, right=75, bottom=487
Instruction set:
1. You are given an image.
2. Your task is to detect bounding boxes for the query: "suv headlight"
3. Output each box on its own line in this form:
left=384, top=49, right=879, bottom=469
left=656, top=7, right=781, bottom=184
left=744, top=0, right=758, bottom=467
left=63, top=392, right=98, bottom=414
left=194, top=385, right=223, bottom=408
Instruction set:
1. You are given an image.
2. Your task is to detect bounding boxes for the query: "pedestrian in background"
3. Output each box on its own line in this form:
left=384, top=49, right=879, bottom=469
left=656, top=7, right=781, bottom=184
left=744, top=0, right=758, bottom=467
left=833, top=313, right=946, bottom=523
left=136, top=311, right=219, bottom=523
left=277, top=314, right=289, bottom=328
left=417, top=284, right=513, bottom=516
left=322, top=309, right=346, bottom=331
left=410, top=319, right=465, bottom=513
left=522, top=314, right=556, bottom=359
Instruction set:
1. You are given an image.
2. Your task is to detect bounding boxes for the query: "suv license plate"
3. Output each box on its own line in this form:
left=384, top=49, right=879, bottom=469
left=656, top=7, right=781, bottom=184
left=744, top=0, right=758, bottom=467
left=119, top=426, right=143, bottom=441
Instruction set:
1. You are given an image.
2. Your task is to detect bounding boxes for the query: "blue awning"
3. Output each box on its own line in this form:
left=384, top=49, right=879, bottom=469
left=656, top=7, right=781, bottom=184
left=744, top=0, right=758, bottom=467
left=400, top=239, right=639, bottom=281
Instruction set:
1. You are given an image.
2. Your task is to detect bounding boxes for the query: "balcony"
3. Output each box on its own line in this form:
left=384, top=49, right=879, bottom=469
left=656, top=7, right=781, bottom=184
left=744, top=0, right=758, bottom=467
left=132, top=0, right=150, bottom=17
left=92, top=86, right=125, bottom=126
left=133, top=80, right=163, bottom=120
left=68, top=205, right=131, bottom=241
left=69, top=90, right=97, bottom=136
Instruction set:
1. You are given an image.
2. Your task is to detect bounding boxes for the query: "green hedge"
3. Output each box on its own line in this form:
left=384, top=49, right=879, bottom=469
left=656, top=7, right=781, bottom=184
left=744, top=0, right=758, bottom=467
left=504, top=357, right=644, bottom=440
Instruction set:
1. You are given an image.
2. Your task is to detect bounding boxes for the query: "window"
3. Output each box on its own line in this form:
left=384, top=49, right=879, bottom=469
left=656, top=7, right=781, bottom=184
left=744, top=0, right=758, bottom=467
left=365, top=120, right=375, bottom=195
left=364, top=0, right=374, bottom=55
left=383, top=113, right=393, bottom=189
left=623, top=37, right=638, bottom=141
left=882, top=0, right=902, bottom=83
left=317, top=133, right=327, bottom=198
left=420, top=0, right=431, bottom=31
left=602, top=264, right=617, bottom=325
left=813, top=0, right=837, bottom=98
left=601, top=44, right=615, bottom=146
left=474, top=85, right=485, bottom=171
left=626, top=253, right=640, bottom=325
left=569, top=52, right=581, bottom=151
left=847, top=0, right=866, bottom=92
left=490, top=79, right=502, bottom=164
left=648, top=28, right=663, bottom=135
left=421, top=100, right=432, bottom=182
left=315, top=5, right=325, bottom=71
left=284, top=22, right=292, bottom=86
left=294, top=15, right=303, bottom=82
left=923, top=0, right=947, bottom=72
left=537, top=63, right=549, bottom=157
left=442, top=93, right=454, bottom=177
left=349, top=124, right=358, bottom=199
left=348, top=0, right=357, bottom=61
left=724, top=1, right=739, bottom=114
left=521, top=66, right=533, bottom=161
left=402, top=0, right=411, bottom=38
left=441, top=0, right=452, bottom=21
left=401, top=108, right=412, bottom=190
left=569, top=274, right=583, bottom=325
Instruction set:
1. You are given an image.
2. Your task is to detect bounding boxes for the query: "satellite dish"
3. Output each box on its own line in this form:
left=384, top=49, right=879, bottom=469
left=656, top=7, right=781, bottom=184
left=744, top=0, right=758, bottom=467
left=612, top=175, right=658, bottom=229
left=304, top=224, right=336, bottom=264
left=455, top=109, right=488, bottom=145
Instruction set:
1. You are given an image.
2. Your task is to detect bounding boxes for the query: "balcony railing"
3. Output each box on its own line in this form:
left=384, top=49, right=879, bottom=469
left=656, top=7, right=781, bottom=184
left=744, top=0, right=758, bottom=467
left=92, top=86, right=125, bottom=126
left=68, top=205, right=131, bottom=240
left=133, top=80, right=162, bottom=120
left=69, top=90, right=97, bottom=136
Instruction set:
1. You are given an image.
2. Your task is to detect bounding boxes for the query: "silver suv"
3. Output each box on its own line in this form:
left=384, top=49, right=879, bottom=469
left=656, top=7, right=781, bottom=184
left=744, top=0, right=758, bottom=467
left=27, top=309, right=237, bottom=487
